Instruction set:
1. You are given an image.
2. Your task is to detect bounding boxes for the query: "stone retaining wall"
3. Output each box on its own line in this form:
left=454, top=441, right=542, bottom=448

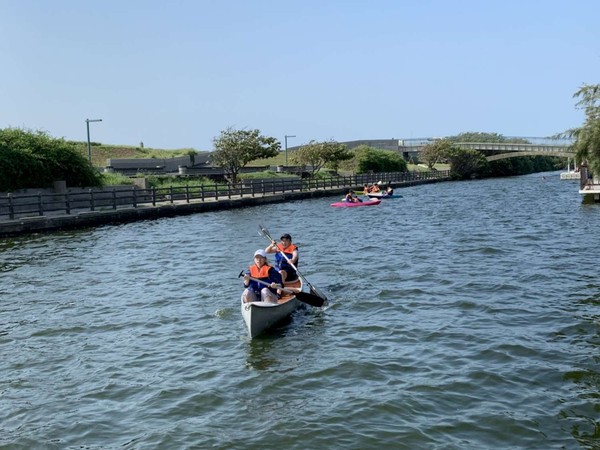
left=0, top=178, right=447, bottom=238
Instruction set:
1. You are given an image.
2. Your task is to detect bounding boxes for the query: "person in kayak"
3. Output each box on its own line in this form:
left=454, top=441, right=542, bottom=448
left=343, top=190, right=363, bottom=203
left=266, top=233, right=299, bottom=283
left=242, top=249, right=282, bottom=303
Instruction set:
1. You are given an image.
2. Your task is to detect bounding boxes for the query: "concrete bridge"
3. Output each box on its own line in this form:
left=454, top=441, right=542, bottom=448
left=447, top=142, right=574, bottom=161
left=337, top=137, right=574, bottom=162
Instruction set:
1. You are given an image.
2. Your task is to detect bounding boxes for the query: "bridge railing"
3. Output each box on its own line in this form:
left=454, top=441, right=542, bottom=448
left=0, top=170, right=448, bottom=220
left=454, top=142, right=574, bottom=152
left=399, top=137, right=573, bottom=149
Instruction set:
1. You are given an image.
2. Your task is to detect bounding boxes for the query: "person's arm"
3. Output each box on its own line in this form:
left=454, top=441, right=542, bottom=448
left=291, top=249, right=298, bottom=265
left=269, top=267, right=283, bottom=288
left=265, top=240, right=278, bottom=253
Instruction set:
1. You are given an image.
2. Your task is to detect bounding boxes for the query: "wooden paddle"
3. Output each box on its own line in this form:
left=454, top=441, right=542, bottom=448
left=238, top=271, right=325, bottom=307
left=257, top=224, right=328, bottom=303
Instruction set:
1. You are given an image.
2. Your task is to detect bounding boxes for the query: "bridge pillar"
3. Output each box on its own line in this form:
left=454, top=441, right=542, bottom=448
left=580, top=163, right=589, bottom=190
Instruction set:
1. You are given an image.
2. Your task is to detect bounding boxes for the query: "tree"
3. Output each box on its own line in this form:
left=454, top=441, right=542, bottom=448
left=211, top=127, right=280, bottom=182
left=445, top=147, right=488, bottom=180
left=292, top=139, right=352, bottom=176
left=447, top=132, right=529, bottom=144
left=420, top=139, right=452, bottom=169
left=567, top=84, right=600, bottom=175
left=350, top=145, right=407, bottom=174
left=0, top=128, right=102, bottom=191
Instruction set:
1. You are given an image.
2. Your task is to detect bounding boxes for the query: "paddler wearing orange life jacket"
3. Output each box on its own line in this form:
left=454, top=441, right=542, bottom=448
left=242, top=249, right=282, bottom=303
left=265, top=233, right=299, bottom=283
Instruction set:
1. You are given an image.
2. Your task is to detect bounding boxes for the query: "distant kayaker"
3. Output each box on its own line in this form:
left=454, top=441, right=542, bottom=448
left=266, top=233, right=299, bottom=283
left=242, top=249, right=282, bottom=303
left=344, top=190, right=362, bottom=203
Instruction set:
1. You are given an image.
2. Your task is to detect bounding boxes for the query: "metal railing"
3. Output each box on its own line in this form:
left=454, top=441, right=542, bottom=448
left=0, top=170, right=448, bottom=220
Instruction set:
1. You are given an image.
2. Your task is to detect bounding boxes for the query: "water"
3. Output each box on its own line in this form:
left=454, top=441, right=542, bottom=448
left=1, top=173, right=599, bottom=449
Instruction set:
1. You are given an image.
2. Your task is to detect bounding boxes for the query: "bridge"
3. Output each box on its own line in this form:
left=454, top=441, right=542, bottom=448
left=397, top=137, right=575, bottom=161
left=447, top=142, right=574, bottom=161
left=336, top=137, right=575, bottom=162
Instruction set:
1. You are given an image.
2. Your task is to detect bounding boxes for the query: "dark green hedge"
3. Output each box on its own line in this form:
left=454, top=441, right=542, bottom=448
left=354, top=146, right=408, bottom=173
left=0, top=128, right=102, bottom=192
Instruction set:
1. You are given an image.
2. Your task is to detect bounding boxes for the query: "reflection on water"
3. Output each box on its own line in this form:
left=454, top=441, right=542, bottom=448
left=244, top=305, right=327, bottom=371
left=246, top=338, right=281, bottom=371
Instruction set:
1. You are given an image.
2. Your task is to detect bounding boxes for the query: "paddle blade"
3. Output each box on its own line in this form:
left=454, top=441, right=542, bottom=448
left=296, top=291, right=326, bottom=307
left=257, top=223, right=272, bottom=240
left=309, top=285, right=328, bottom=302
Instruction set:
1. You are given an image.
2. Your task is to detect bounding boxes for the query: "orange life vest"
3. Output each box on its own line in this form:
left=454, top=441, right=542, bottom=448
left=249, top=264, right=272, bottom=279
left=277, top=243, right=297, bottom=254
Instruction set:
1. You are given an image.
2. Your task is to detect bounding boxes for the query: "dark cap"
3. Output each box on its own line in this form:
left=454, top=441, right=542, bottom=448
left=280, top=233, right=292, bottom=240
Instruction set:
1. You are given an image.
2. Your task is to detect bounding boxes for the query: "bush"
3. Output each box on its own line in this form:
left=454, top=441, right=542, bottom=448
left=446, top=147, right=489, bottom=180
left=0, top=128, right=103, bottom=191
left=353, top=146, right=407, bottom=173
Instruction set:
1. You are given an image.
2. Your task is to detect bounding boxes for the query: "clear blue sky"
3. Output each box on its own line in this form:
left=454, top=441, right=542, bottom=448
left=1, top=0, right=598, bottom=150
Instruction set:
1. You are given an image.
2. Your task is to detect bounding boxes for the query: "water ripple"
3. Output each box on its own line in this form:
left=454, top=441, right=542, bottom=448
left=1, top=173, right=599, bottom=449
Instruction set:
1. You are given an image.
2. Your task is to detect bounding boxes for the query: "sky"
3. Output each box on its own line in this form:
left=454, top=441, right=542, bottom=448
left=1, top=0, right=599, bottom=151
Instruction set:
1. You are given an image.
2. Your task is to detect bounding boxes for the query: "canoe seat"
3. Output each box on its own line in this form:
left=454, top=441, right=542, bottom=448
left=277, top=278, right=302, bottom=303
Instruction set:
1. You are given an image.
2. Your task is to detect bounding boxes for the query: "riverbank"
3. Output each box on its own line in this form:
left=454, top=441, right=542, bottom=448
left=0, top=178, right=448, bottom=238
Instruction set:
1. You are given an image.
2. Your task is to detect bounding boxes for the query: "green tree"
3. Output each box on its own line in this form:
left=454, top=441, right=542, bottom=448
left=0, top=128, right=102, bottom=191
left=445, top=147, right=488, bottom=180
left=567, top=84, right=600, bottom=174
left=420, top=139, right=452, bottom=169
left=211, top=127, right=280, bottom=182
left=447, top=132, right=529, bottom=144
left=292, top=139, right=352, bottom=176
left=351, top=146, right=407, bottom=174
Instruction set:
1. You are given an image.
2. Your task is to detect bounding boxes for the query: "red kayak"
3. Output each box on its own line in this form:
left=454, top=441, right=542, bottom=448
left=330, top=199, right=381, bottom=207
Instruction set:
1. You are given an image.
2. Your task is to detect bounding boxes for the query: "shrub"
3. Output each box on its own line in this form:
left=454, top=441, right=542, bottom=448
left=0, top=128, right=102, bottom=191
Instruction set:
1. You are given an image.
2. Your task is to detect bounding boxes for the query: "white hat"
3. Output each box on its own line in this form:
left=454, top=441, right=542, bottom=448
left=254, top=249, right=267, bottom=258
left=377, top=180, right=383, bottom=185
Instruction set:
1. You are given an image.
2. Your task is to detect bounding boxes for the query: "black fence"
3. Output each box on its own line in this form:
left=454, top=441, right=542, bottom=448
left=0, top=171, right=448, bottom=220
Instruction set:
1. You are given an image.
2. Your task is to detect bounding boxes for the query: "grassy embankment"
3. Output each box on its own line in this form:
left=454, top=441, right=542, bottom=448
left=70, top=142, right=202, bottom=167
left=82, top=143, right=447, bottom=188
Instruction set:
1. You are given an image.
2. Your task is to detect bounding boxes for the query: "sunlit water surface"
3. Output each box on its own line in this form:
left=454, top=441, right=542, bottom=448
left=1, top=173, right=599, bottom=449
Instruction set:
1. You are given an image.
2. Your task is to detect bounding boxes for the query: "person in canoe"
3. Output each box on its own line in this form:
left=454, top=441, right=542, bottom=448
left=242, top=249, right=283, bottom=303
left=386, top=184, right=394, bottom=195
left=363, top=183, right=372, bottom=194
left=370, top=182, right=381, bottom=193
left=265, top=233, right=299, bottom=283
left=343, top=190, right=363, bottom=203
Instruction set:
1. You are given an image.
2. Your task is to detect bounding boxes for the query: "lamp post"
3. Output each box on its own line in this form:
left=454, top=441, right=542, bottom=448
left=284, top=134, right=296, bottom=165
left=85, top=118, right=102, bottom=165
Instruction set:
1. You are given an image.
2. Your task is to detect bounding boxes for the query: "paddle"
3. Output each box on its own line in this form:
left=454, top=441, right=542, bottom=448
left=257, top=224, right=328, bottom=303
left=238, top=271, right=325, bottom=307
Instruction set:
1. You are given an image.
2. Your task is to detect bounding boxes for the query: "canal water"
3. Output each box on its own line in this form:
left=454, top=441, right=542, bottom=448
left=1, top=173, right=599, bottom=449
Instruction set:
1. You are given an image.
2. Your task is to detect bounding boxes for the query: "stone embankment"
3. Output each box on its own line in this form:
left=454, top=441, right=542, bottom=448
left=0, top=178, right=447, bottom=238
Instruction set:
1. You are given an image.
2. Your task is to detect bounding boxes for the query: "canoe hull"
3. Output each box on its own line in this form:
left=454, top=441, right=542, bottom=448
left=331, top=199, right=381, bottom=207
left=366, top=193, right=400, bottom=199
left=241, top=279, right=303, bottom=338
left=241, top=297, right=301, bottom=338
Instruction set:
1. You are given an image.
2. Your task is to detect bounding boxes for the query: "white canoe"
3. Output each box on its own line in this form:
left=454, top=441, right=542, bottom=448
left=366, top=192, right=398, bottom=199
left=241, top=279, right=302, bottom=338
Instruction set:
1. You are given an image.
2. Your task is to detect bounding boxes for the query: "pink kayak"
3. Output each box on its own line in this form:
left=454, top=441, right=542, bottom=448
left=330, top=199, right=381, bottom=207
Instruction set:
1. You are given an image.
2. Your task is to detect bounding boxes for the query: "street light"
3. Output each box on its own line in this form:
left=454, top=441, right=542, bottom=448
left=284, top=135, right=296, bottom=165
left=85, top=118, right=102, bottom=165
